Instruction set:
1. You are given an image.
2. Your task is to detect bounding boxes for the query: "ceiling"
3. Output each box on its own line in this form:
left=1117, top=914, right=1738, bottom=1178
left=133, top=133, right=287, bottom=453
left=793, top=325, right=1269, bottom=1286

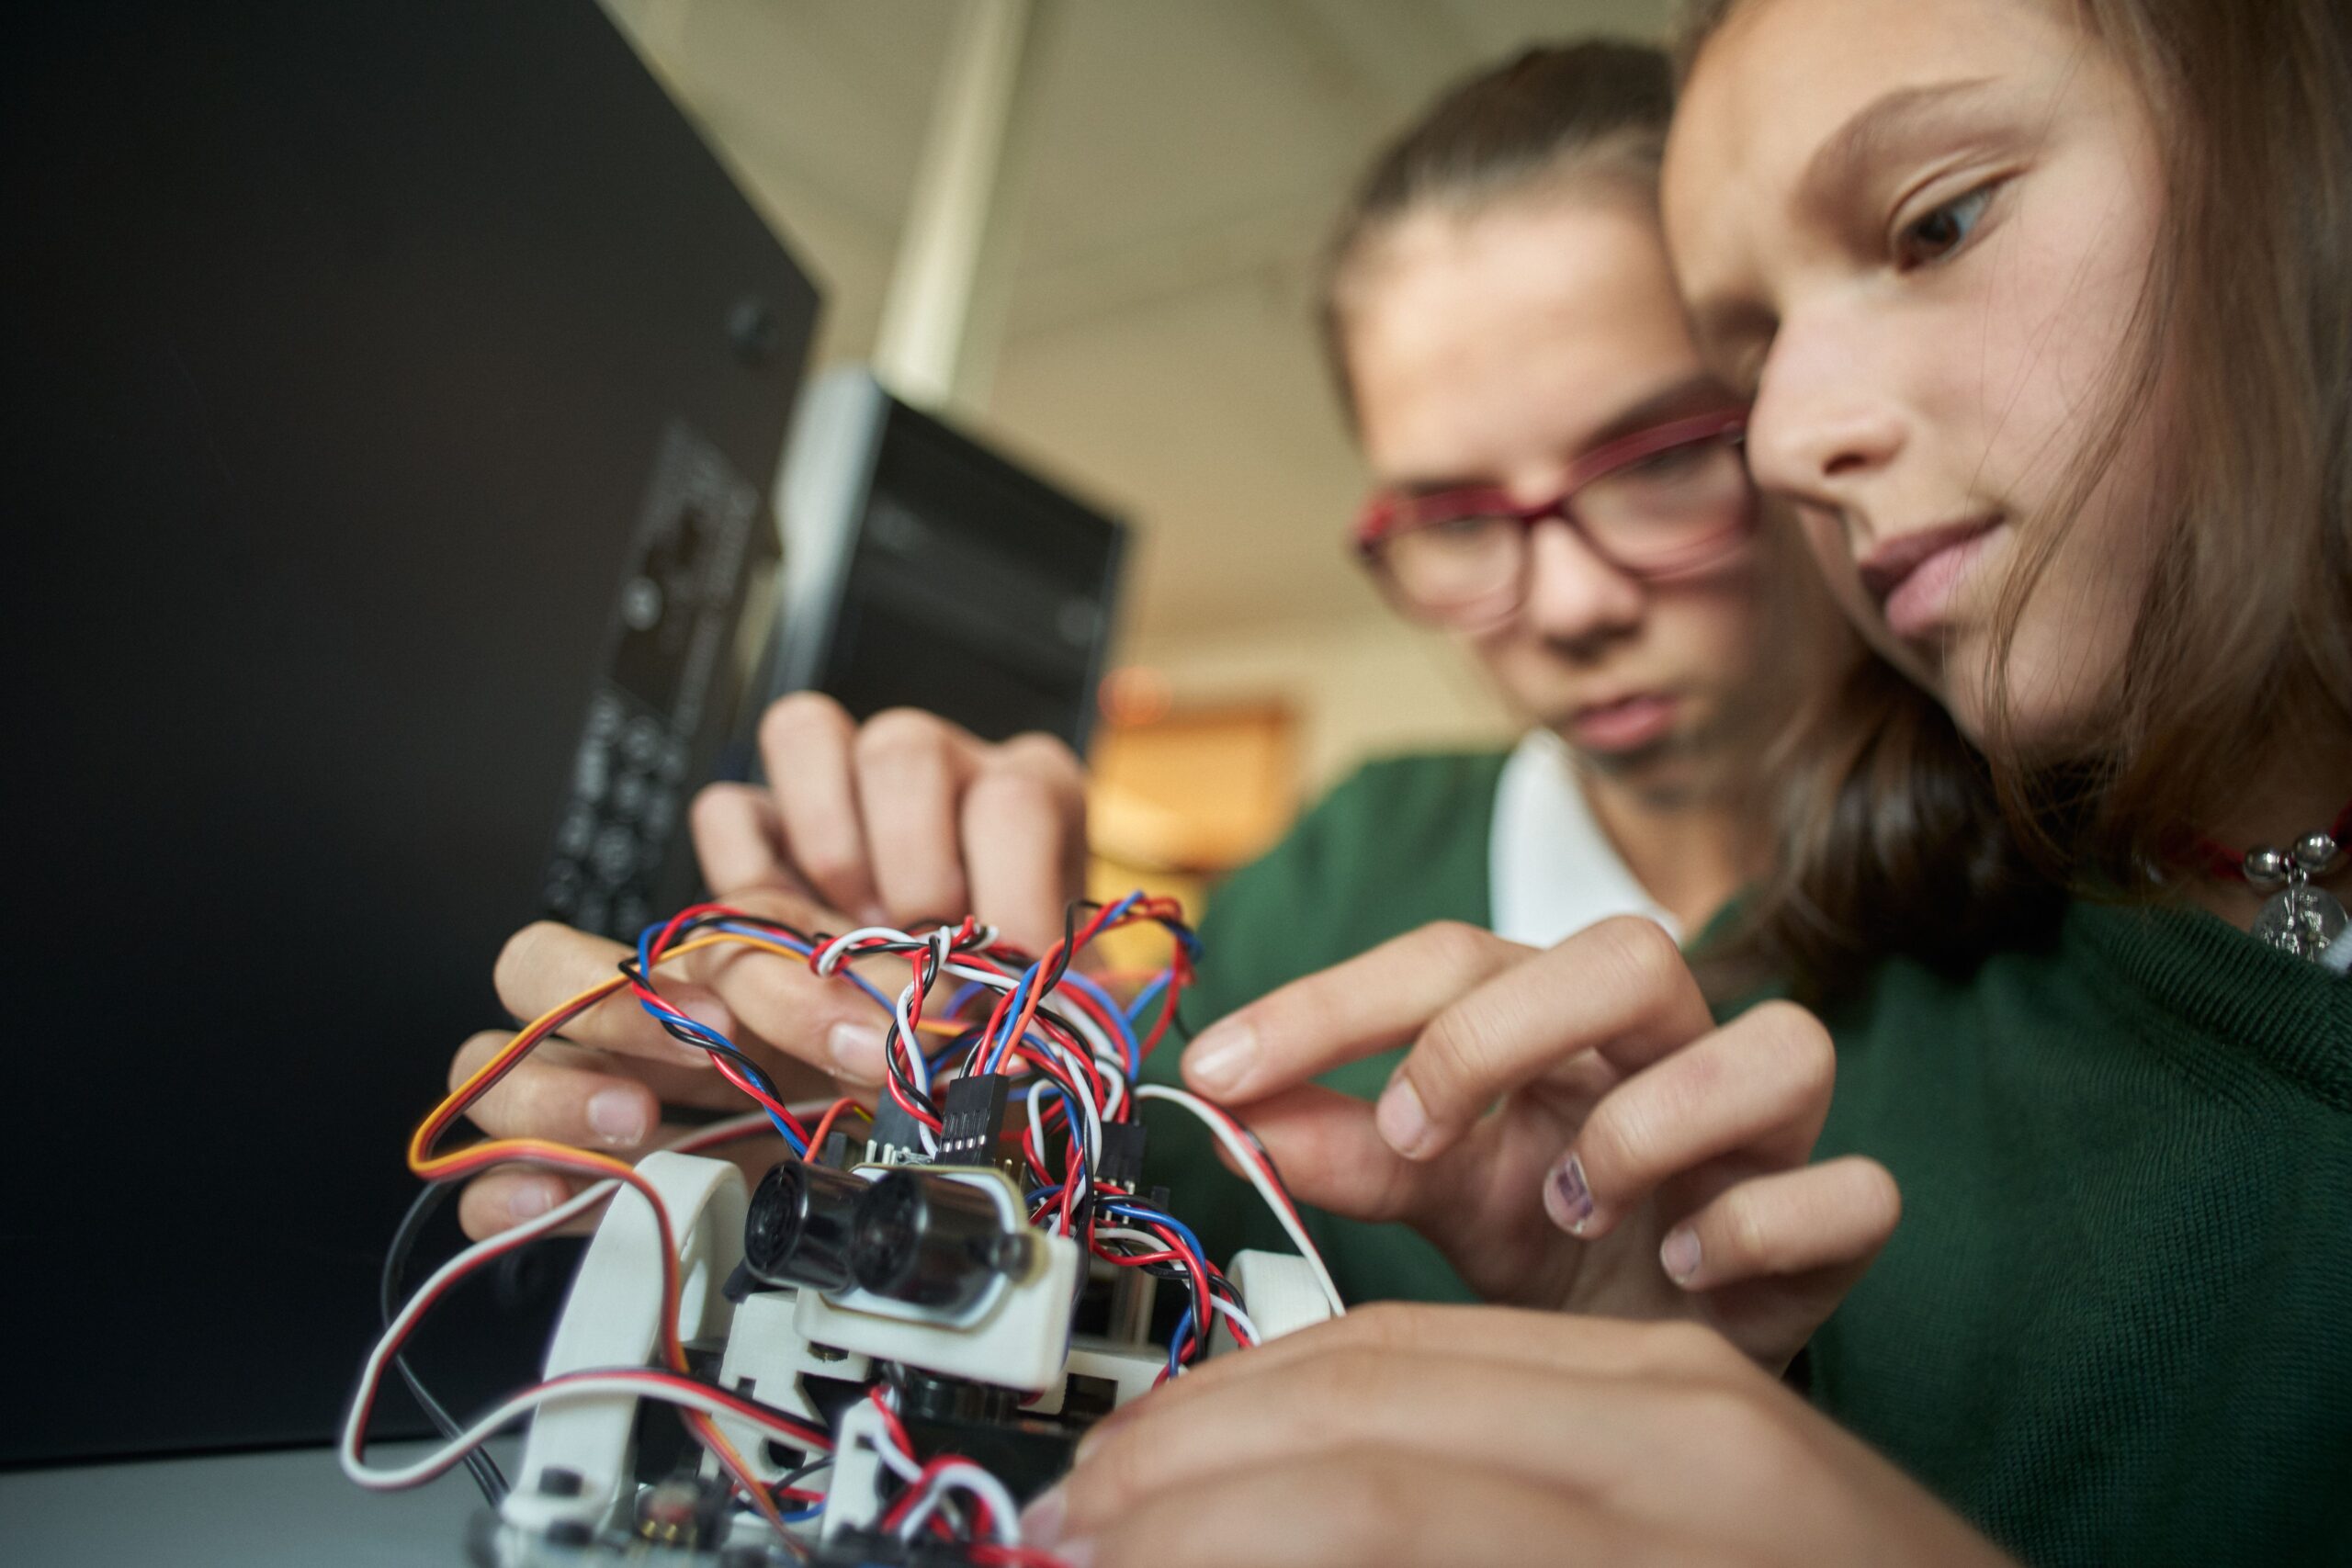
left=605, top=0, right=1678, bottom=657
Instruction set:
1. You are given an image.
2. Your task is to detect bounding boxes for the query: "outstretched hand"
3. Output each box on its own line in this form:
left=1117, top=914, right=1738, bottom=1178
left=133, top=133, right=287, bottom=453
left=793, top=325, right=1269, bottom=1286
left=1023, top=1305, right=2013, bottom=1568
left=1180, top=917, right=1898, bottom=1370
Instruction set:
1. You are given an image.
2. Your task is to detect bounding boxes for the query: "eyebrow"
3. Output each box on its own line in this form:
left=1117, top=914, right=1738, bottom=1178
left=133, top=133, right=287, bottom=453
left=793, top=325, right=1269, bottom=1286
left=1795, top=77, right=2008, bottom=217
left=1392, top=373, right=1737, bottom=498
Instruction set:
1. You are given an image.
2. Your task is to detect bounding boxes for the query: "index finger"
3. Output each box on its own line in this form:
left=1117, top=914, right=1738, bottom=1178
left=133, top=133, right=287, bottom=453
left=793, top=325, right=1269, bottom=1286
left=1180, top=920, right=1529, bottom=1102
left=1377, top=916, right=1714, bottom=1160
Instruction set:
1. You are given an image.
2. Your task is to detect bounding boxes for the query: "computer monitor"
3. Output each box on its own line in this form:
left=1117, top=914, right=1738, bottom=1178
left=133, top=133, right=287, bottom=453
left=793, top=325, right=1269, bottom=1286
left=3, top=0, right=818, bottom=1461
left=766, top=368, right=1128, bottom=755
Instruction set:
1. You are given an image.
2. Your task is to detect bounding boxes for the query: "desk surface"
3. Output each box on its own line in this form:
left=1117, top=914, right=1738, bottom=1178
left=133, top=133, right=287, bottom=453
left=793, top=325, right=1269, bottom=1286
left=1, top=1440, right=508, bottom=1567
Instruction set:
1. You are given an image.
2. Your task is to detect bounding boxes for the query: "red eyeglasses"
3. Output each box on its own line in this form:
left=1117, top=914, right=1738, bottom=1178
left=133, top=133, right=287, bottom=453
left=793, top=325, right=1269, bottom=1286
left=1351, top=407, right=1755, bottom=623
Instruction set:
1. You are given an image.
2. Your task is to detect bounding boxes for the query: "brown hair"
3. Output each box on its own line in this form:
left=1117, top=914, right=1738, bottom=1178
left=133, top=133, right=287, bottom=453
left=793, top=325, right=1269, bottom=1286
left=1317, top=41, right=1677, bottom=427
left=1678, top=0, right=2352, bottom=997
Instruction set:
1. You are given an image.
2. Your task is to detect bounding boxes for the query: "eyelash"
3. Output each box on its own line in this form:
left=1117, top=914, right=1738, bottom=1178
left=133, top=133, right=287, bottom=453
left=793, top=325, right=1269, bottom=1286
left=1893, top=181, right=2001, bottom=271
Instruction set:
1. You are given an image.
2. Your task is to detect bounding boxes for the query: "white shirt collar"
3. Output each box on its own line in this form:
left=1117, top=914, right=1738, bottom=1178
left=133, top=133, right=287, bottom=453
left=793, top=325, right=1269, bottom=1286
left=1487, top=728, right=1680, bottom=950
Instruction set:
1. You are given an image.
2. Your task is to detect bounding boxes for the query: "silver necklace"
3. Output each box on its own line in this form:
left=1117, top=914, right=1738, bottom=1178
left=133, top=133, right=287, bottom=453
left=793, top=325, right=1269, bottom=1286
left=2240, top=829, right=2348, bottom=962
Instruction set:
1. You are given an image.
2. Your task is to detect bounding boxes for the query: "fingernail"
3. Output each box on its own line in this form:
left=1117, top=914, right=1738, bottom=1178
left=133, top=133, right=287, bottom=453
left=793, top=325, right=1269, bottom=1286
left=1661, top=1225, right=1702, bottom=1285
left=829, top=1021, right=887, bottom=1082
left=1183, top=1021, right=1254, bottom=1094
left=1374, top=1074, right=1432, bottom=1159
left=588, top=1088, right=650, bottom=1146
left=1019, top=1484, right=1067, bottom=1548
left=1546, top=1154, right=1594, bottom=1235
left=860, top=904, right=892, bottom=929
left=1055, top=1540, right=1094, bottom=1568
left=507, top=1179, right=560, bottom=1224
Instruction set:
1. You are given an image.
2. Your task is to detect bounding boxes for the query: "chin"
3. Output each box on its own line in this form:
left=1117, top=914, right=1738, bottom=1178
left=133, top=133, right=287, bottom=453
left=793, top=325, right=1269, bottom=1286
left=1941, top=670, right=2105, bottom=766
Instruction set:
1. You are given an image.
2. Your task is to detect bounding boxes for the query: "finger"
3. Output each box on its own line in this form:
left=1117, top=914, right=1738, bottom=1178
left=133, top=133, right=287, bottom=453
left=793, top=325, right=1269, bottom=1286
left=492, top=921, right=725, bottom=1067
left=451, top=1128, right=789, bottom=1242
left=851, top=707, right=981, bottom=926
left=457, top=1168, right=594, bottom=1241
left=1083, top=1303, right=1748, bottom=1440
left=451, top=1028, right=659, bottom=1145
left=1661, top=1156, right=1901, bottom=1294
left=1549, top=998, right=1837, bottom=1240
left=689, top=782, right=800, bottom=896
left=1057, top=1343, right=1769, bottom=1552
left=1377, top=915, right=1715, bottom=1163
left=666, top=898, right=895, bottom=1083
left=958, top=731, right=1087, bottom=953
left=1180, top=920, right=1530, bottom=1102
left=1069, top=1450, right=1713, bottom=1568
left=1229, top=1083, right=1453, bottom=1225
left=759, top=693, right=882, bottom=921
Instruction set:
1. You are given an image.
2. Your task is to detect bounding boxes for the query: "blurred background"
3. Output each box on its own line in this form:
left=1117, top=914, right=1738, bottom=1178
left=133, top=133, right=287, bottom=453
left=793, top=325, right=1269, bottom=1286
left=605, top=0, right=1676, bottom=907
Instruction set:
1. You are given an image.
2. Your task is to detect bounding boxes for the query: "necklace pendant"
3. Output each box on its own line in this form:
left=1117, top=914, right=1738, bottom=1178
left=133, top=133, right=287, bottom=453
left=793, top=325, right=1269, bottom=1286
left=2253, top=874, right=2349, bottom=961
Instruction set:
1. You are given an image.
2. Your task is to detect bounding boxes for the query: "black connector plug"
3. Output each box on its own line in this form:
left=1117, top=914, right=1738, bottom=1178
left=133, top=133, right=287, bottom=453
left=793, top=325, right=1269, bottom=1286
left=938, top=1074, right=1011, bottom=1165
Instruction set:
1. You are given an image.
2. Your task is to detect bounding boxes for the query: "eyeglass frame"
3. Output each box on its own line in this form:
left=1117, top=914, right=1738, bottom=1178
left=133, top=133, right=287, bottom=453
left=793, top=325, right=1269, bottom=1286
left=1349, top=406, right=1756, bottom=619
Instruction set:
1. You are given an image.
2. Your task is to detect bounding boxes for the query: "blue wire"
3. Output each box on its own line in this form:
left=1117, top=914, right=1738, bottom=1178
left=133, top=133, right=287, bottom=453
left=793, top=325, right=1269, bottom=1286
left=628, top=919, right=808, bottom=1156
left=1165, top=1304, right=1195, bottom=1375
left=711, top=922, right=899, bottom=1013
left=1123, top=971, right=1171, bottom=1032
left=1057, top=969, right=1141, bottom=1077
left=1100, top=1199, right=1206, bottom=1263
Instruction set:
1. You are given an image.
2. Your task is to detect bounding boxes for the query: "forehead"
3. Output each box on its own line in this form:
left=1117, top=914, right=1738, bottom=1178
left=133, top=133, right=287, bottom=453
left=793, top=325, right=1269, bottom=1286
left=1345, top=197, right=1705, bottom=477
left=1664, top=0, right=2082, bottom=282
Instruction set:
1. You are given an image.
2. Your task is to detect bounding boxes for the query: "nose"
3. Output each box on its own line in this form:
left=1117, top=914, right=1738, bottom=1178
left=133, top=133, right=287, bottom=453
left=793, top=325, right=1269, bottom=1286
left=1745, top=311, right=1906, bottom=505
left=1520, top=515, right=1645, bottom=650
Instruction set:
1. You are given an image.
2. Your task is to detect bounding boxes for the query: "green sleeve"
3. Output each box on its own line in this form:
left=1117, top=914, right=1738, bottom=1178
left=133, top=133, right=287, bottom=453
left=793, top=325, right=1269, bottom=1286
left=1136, top=750, right=1507, bottom=1304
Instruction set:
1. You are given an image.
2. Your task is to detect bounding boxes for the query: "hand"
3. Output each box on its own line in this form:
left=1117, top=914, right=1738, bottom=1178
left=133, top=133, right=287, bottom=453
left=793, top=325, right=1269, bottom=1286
left=692, top=692, right=1089, bottom=954
left=1024, top=1304, right=2013, bottom=1568
left=1179, top=917, right=1898, bottom=1370
left=446, top=884, right=882, bottom=1239
left=452, top=695, right=1090, bottom=1241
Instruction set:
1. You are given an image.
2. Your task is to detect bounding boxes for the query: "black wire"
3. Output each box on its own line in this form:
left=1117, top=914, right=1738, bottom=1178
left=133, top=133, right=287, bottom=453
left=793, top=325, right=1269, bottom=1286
left=382, top=1180, right=510, bottom=1506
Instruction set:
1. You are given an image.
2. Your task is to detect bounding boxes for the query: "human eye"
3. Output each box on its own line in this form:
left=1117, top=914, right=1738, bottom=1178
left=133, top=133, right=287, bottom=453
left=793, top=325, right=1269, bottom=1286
left=1893, top=180, right=1999, bottom=270
left=1421, top=513, right=1508, bottom=545
left=1621, top=442, right=1712, bottom=480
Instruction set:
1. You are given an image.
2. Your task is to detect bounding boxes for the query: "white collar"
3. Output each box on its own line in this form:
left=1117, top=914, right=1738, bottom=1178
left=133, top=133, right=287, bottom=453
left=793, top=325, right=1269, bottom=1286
left=1488, top=729, right=1680, bottom=950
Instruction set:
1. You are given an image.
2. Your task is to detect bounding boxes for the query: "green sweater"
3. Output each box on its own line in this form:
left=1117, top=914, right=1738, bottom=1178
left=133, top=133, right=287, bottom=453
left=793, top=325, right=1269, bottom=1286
left=1143, top=750, right=2352, bottom=1568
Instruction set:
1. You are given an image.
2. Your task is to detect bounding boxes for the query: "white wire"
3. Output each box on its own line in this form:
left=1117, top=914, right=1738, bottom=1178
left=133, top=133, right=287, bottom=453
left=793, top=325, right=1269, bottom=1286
left=863, top=1396, right=926, bottom=1485
left=345, top=1370, right=822, bottom=1491
left=893, top=1459, right=1023, bottom=1546
left=344, top=1114, right=797, bottom=1494
left=1134, top=1083, right=1346, bottom=1317
left=1090, top=1226, right=1262, bottom=1349
left=1208, top=1293, right=1263, bottom=1348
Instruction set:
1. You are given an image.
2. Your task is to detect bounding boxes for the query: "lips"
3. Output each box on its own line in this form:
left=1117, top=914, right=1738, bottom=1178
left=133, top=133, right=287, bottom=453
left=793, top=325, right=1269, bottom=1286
left=1858, top=515, right=2003, bottom=640
left=1566, top=692, right=1679, bottom=752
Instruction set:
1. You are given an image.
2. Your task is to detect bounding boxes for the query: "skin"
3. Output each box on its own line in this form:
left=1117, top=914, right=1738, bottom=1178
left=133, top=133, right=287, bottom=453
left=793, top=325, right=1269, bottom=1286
left=1022, top=1306, right=2010, bottom=1568
left=1665, top=0, right=2171, bottom=764
left=1343, top=194, right=1775, bottom=929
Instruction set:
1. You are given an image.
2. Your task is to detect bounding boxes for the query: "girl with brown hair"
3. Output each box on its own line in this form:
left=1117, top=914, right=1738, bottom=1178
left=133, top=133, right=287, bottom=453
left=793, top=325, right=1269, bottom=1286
left=1025, top=0, right=2352, bottom=1563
